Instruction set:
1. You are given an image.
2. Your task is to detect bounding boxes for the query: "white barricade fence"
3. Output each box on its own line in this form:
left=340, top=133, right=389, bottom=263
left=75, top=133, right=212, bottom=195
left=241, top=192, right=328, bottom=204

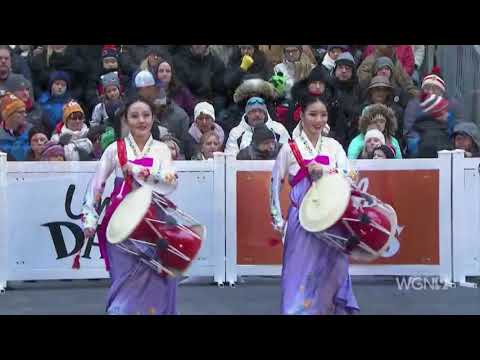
left=451, top=150, right=480, bottom=285
left=0, top=153, right=7, bottom=293
left=0, top=155, right=226, bottom=290
left=225, top=152, right=453, bottom=286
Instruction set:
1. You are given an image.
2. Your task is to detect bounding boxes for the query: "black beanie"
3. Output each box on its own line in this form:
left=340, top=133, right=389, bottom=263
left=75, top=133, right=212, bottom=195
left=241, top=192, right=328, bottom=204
left=253, top=124, right=275, bottom=146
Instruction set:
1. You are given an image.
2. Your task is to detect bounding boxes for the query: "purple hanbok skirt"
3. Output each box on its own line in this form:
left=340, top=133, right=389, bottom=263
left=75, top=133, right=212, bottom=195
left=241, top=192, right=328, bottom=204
left=97, top=177, right=177, bottom=315
left=281, top=177, right=360, bottom=315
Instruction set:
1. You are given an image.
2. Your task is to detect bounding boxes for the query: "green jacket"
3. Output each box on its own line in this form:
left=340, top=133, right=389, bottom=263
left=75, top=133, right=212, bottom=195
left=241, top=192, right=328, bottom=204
left=348, top=133, right=402, bottom=159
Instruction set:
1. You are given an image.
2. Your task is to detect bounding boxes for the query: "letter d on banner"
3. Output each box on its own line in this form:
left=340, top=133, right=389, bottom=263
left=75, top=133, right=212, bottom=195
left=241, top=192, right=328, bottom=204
left=41, top=222, right=84, bottom=260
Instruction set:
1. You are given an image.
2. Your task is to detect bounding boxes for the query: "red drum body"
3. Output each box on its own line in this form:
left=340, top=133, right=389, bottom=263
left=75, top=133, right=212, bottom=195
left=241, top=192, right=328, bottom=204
left=107, top=186, right=204, bottom=276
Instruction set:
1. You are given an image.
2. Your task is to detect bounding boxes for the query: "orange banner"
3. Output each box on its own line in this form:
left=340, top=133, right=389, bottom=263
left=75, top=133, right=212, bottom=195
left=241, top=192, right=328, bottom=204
left=236, top=170, right=439, bottom=265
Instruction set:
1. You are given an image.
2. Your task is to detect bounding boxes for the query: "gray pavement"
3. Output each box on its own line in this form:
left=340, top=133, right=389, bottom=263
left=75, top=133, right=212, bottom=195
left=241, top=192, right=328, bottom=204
left=0, top=277, right=479, bottom=315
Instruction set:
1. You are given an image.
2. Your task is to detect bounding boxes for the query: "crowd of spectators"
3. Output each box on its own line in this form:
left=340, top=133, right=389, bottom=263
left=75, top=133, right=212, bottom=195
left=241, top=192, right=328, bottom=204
left=1, top=45, right=479, bottom=163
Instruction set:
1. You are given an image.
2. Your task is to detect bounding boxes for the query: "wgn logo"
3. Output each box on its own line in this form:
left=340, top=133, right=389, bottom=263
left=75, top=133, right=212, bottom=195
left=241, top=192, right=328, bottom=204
left=395, top=276, right=455, bottom=291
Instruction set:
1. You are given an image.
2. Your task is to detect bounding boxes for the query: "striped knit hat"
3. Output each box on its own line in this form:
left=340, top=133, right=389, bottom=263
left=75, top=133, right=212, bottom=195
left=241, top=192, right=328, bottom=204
left=0, top=92, right=26, bottom=121
left=422, top=67, right=446, bottom=93
left=420, top=94, right=449, bottom=118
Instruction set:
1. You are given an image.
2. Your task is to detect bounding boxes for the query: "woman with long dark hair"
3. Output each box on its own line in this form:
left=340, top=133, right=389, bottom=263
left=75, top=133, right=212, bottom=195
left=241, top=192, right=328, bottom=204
left=82, top=96, right=178, bottom=315
left=270, top=94, right=359, bottom=315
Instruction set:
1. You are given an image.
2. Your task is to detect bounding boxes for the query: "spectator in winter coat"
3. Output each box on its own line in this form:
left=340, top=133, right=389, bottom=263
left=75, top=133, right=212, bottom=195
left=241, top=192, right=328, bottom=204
left=363, top=45, right=415, bottom=76
left=0, top=46, right=25, bottom=91
left=451, top=122, right=480, bottom=157
left=37, top=71, right=73, bottom=133
left=30, top=45, right=86, bottom=102
left=258, top=45, right=285, bottom=71
left=84, top=46, right=130, bottom=114
left=7, top=74, right=50, bottom=131
left=216, top=77, right=278, bottom=141
left=358, top=57, right=410, bottom=107
left=411, top=45, right=425, bottom=85
left=413, top=94, right=452, bottom=158
left=138, top=46, right=170, bottom=78
left=86, top=125, right=106, bottom=160
left=156, top=53, right=197, bottom=119
left=209, top=46, right=237, bottom=66
left=348, top=103, right=402, bottom=159
left=152, top=85, right=191, bottom=159
left=319, top=45, right=349, bottom=78
left=186, top=102, right=224, bottom=159
left=236, top=123, right=282, bottom=160
left=26, top=125, right=49, bottom=161
left=40, top=140, right=65, bottom=161
left=91, top=71, right=124, bottom=127
left=160, top=134, right=183, bottom=161
left=7, top=45, right=32, bottom=82
left=357, top=45, right=419, bottom=99
left=274, top=45, right=315, bottom=100
left=191, top=131, right=222, bottom=160
left=224, top=45, right=271, bottom=101
left=276, top=65, right=336, bottom=135
left=225, top=96, right=290, bottom=156
left=51, top=101, right=92, bottom=161
left=404, top=68, right=465, bottom=156
left=359, top=75, right=405, bottom=142
left=329, top=52, right=362, bottom=149
left=0, top=92, right=31, bottom=160
left=121, top=45, right=150, bottom=71
left=173, top=45, right=227, bottom=112
left=358, top=129, right=386, bottom=159
left=371, top=144, right=396, bottom=159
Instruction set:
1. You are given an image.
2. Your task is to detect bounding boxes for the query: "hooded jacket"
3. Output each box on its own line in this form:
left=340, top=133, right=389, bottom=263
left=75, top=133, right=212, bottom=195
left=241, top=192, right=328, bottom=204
left=452, top=121, right=480, bottom=157
left=329, top=56, right=362, bottom=149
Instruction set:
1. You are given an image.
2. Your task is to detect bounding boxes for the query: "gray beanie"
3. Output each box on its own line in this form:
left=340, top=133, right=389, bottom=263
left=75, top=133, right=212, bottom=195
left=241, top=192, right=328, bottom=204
left=101, top=71, right=120, bottom=90
left=335, top=52, right=355, bottom=69
left=375, top=57, right=394, bottom=73
left=5, top=74, right=31, bottom=93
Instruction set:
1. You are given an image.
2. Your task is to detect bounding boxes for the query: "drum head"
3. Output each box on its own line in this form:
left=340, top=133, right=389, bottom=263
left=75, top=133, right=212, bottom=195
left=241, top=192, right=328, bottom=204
left=106, top=186, right=153, bottom=244
left=299, top=173, right=351, bottom=233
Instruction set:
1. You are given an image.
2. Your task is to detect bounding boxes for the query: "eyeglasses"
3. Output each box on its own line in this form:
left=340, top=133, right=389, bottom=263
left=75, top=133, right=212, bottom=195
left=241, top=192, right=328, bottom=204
left=247, top=98, right=266, bottom=106
left=69, top=115, right=85, bottom=121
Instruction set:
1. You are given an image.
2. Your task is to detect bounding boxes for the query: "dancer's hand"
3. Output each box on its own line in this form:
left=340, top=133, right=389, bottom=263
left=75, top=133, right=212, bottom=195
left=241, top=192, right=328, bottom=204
left=121, top=163, right=135, bottom=177
left=84, top=227, right=96, bottom=239
left=307, top=163, right=324, bottom=181
left=164, top=172, right=177, bottom=185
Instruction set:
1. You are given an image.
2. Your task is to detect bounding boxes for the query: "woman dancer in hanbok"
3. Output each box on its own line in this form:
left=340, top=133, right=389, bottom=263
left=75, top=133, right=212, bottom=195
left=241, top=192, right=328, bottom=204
left=82, top=96, right=178, bottom=315
left=270, top=94, right=360, bottom=315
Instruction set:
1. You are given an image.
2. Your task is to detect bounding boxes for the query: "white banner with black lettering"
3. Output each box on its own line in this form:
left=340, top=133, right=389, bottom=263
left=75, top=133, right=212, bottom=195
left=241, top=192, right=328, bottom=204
left=1, top=160, right=225, bottom=284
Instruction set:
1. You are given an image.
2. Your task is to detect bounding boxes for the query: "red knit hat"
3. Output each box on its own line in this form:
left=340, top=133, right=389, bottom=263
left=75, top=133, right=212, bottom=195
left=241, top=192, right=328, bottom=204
left=421, top=66, right=446, bottom=93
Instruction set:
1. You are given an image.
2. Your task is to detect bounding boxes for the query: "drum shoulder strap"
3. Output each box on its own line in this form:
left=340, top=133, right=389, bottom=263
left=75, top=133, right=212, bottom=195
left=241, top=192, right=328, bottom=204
left=116, top=138, right=132, bottom=187
left=288, top=140, right=306, bottom=170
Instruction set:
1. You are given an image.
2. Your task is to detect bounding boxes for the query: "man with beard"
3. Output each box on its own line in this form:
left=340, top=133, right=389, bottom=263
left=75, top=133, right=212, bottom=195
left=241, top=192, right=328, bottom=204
left=225, top=96, right=290, bottom=156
